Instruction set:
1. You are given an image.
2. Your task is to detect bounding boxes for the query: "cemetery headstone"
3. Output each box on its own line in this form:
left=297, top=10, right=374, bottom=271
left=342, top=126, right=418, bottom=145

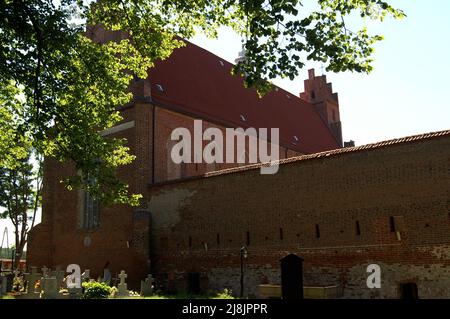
left=116, top=270, right=129, bottom=297
left=25, top=267, right=41, bottom=293
left=140, top=274, right=154, bottom=297
left=0, top=275, right=7, bottom=296
left=40, top=277, right=59, bottom=299
left=52, top=270, right=65, bottom=290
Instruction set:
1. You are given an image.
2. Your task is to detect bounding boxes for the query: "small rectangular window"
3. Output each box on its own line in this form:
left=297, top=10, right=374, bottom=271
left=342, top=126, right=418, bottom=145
left=315, top=224, right=320, bottom=238
left=188, top=236, right=192, bottom=248
left=389, top=216, right=396, bottom=232
left=279, top=228, right=284, bottom=240
left=246, top=231, right=250, bottom=246
left=216, top=233, right=220, bottom=246
left=356, top=221, right=361, bottom=236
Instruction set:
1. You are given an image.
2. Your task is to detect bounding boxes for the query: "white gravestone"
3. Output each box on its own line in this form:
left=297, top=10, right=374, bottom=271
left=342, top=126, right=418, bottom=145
left=116, top=270, right=129, bottom=297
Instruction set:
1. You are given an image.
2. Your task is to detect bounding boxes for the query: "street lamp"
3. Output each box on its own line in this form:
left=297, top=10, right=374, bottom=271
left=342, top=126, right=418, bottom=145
left=240, top=245, right=248, bottom=298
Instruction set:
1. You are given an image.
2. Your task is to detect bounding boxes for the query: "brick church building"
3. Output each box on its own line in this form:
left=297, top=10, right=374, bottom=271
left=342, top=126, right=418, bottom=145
left=28, top=29, right=450, bottom=298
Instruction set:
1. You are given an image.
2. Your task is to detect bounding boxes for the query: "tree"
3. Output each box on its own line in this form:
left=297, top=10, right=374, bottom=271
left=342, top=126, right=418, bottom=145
left=0, top=0, right=405, bottom=205
left=0, top=152, right=42, bottom=268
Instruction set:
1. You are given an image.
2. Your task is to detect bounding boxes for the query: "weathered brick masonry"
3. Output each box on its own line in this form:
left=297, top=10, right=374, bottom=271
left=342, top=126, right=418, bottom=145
left=148, top=131, right=450, bottom=298
left=26, top=29, right=450, bottom=297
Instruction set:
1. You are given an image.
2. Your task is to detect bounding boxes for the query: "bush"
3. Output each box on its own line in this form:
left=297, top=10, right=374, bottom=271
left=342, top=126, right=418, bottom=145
left=82, top=281, right=111, bottom=299
left=213, top=289, right=234, bottom=299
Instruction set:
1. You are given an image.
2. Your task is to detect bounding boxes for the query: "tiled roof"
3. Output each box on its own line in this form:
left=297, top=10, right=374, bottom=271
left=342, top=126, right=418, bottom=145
left=148, top=40, right=340, bottom=154
left=149, top=129, right=450, bottom=187
left=203, top=129, right=450, bottom=177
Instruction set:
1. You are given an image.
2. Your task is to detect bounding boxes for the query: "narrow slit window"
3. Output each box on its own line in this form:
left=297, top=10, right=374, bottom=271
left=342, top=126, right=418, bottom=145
left=389, top=216, right=396, bottom=232
left=188, top=236, right=192, bottom=248
left=356, top=221, right=361, bottom=236
left=279, top=228, right=284, bottom=240
left=315, top=224, right=320, bottom=238
left=216, top=233, right=220, bottom=246
left=246, top=231, right=250, bottom=246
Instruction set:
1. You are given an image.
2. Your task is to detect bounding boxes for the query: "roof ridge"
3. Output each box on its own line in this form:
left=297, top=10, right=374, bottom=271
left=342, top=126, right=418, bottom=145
left=203, top=129, right=450, bottom=177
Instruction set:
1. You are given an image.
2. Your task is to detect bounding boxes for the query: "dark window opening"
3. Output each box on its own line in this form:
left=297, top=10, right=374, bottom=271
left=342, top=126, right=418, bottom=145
left=216, top=233, right=220, bottom=246
left=315, top=224, right=320, bottom=238
left=389, top=216, right=396, bottom=232
left=356, top=221, right=361, bottom=236
left=311, top=90, right=316, bottom=99
left=187, top=273, right=201, bottom=295
left=400, top=283, right=418, bottom=299
left=188, top=236, right=192, bottom=248
left=246, top=231, right=250, bottom=246
left=279, top=228, right=284, bottom=240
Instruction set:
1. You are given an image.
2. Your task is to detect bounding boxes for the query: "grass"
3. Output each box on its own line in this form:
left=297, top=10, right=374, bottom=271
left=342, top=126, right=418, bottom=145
left=1, top=289, right=236, bottom=300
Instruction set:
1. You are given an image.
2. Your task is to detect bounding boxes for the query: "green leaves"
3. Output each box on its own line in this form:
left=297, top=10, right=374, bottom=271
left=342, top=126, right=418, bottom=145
left=230, top=0, right=405, bottom=95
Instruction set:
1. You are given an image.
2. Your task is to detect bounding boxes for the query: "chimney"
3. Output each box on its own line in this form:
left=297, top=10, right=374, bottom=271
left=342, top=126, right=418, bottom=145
left=300, top=68, right=343, bottom=147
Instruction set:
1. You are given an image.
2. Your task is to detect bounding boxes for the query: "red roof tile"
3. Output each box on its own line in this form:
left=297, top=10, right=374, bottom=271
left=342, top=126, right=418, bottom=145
left=148, top=41, right=340, bottom=154
left=149, top=129, right=450, bottom=187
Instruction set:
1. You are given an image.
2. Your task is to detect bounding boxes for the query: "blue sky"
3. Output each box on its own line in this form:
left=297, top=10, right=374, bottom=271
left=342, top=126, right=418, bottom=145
left=190, top=0, right=450, bottom=145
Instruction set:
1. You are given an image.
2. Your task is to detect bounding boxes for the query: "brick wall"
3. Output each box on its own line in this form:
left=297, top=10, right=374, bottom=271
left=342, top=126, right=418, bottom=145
left=27, top=100, right=301, bottom=288
left=147, top=133, right=450, bottom=298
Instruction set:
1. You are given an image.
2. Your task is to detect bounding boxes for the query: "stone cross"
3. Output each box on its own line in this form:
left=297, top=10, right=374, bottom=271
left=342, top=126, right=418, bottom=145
left=140, top=274, right=154, bottom=297
left=116, top=270, right=129, bottom=297
left=118, top=271, right=127, bottom=285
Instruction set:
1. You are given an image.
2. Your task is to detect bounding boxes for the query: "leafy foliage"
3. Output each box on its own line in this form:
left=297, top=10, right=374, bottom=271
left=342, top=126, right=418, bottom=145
left=0, top=150, right=41, bottom=267
left=0, top=0, right=404, bottom=205
left=82, top=281, right=112, bottom=299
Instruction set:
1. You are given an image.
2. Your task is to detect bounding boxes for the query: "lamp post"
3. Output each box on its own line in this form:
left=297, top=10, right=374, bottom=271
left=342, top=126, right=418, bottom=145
left=240, top=245, right=248, bottom=298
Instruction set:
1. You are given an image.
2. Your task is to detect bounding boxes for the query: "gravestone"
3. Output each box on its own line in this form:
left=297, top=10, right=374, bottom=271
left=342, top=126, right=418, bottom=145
left=116, top=270, right=129, bottom=297
left=4, top=273, right=14, bottom=293
left=40, top=277, right=59, bottom=299
left=0, top=275, right=7, bottom=296
left=52, top=270, right=65, bottom=290
left=25, top=267, right=41, bottom=293
left=140, top=274, right=154, bottom=297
